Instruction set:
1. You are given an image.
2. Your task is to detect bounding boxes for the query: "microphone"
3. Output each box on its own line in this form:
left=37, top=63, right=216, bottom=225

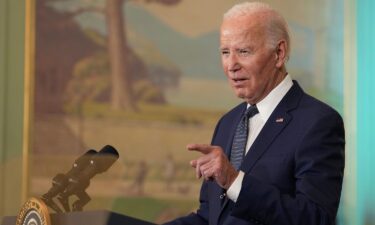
left=41, top=149, right=97, bottom=212
left=58, top=145, right=119, bottom=211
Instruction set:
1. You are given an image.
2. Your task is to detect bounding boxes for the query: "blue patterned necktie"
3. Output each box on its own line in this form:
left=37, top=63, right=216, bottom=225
left=230, top=105, right=259, bottom=170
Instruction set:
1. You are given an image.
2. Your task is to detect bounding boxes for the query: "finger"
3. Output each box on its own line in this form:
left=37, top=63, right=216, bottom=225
left=187, top=144, right=215, bottom=155
left=190, top=159, right=197, bottom=168
left=199, top=165, right=209, bottom=180
left=203, top=168, right=215, bottom=181
left=203, top=170, right=212, bottom=181
left=192, top=157, right=211, bottom=179
left=202, top=168, right=212, bottom=181
left=196, top=160, right=202, bottom=179
left=200, top=160, right=214, bottom=175
left=192, top=156, right=211, bottom=179
left=200, top=160, right=215, bottom=180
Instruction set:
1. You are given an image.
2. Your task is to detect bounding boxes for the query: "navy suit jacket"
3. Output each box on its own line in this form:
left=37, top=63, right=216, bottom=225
left=164, top=81, right=345, bottom=225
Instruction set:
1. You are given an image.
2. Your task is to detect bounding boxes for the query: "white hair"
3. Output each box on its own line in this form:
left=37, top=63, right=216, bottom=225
left=224, top=1, right=291, bottom=60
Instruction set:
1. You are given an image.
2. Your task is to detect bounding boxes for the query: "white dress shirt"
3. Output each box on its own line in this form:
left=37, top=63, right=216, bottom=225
left=226, top=74, right=293, bottom=202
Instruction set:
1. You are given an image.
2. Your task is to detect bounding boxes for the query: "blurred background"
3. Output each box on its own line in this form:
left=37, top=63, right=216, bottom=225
left=0, top=0, right=373, bottom=224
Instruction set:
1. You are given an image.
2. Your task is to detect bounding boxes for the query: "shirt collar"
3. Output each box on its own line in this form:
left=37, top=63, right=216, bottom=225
left=248, top=74, right=293, bottom=121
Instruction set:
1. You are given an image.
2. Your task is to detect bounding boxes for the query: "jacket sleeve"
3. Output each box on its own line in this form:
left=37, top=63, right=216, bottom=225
left=231, top=111, right=345, bottom=225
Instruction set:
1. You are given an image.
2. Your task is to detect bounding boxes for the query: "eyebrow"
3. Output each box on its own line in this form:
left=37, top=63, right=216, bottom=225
left=219, top=46, right=252, bottom=51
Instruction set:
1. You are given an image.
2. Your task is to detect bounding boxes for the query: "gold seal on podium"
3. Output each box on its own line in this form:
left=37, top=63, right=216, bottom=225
left=16, top=197, right=51, bottom=225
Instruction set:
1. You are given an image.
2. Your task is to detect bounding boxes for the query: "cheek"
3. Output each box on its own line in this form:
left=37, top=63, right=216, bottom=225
left=242, top=61, right=268, bottom=83
left=222, top=65, right=228, bottom=75
left=221, top=58, right=229, bottom=73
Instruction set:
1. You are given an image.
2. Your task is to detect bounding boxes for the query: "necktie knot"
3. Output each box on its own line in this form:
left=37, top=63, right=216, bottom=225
left=244, top=105, right=259, bottom=120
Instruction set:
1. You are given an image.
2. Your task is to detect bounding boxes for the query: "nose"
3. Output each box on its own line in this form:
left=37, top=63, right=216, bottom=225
left=227, top=53, right=241, bottom=73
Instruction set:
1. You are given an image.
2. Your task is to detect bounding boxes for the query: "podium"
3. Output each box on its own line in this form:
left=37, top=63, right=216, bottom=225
left=1, top=210, right=156, bottom=225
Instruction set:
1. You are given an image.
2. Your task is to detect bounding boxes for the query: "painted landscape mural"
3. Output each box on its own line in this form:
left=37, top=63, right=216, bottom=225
left=32, top=0, right=344, bottom=223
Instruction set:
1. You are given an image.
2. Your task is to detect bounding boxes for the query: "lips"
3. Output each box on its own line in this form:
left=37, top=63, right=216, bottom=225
left=231, top=77, right=248, bottom=87
left=232, top=77, right=249, bottom=83
left=233, top=78, right=248, bottom=82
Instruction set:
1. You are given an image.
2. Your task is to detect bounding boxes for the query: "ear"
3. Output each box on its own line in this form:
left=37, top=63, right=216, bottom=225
left=275, top=39, right=287, bottom=68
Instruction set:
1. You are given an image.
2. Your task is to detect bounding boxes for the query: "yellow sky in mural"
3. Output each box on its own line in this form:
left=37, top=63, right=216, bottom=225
left=135, top=0, right=328, bottom=38
left=135, top=0, right=246, bottom=38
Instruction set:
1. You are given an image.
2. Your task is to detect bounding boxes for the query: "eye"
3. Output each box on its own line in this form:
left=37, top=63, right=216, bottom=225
left=238, top=49, right=250, bottom=56
left=220, top=49, right=230, bottom=56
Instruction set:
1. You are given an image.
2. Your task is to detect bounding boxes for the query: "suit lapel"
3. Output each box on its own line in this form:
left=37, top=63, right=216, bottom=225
left=240, top=81, right=303, bottom=174
left=240, top=108, right=291, bottom=173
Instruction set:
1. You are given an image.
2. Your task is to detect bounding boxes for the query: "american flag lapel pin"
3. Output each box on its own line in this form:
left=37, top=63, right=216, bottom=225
left=275, top=117, right=284, bottom=123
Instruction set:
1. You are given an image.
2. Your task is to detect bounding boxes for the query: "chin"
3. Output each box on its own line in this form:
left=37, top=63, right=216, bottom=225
left=235, top=91, right=253, bottom=103
left=235, top=91, right=247, bottom=100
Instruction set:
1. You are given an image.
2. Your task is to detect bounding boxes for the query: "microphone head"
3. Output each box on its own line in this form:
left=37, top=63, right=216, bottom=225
left=98, top=145, right=119, bottom=157
left=91, top=145, right=119, bottom=174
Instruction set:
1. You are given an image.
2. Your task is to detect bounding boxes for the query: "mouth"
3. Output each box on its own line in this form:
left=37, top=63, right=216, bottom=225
left=233, top=77, right=247, bottom=81
left=232, top=77, right=249, bottom=84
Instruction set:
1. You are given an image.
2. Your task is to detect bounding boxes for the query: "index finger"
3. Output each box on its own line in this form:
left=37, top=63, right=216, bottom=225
left=187, top=144, right=216, bottom=155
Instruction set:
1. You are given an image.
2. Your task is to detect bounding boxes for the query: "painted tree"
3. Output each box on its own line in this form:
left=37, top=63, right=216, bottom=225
left=106, top=0, right=182, bottom=111
left=50, top=0, right=181, bottom=111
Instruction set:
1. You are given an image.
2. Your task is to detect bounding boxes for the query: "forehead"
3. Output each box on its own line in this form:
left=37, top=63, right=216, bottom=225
left=220, top=15, right=266, bottom=46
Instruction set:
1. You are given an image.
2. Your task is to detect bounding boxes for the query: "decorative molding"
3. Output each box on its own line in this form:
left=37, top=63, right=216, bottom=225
left=23, top=0, right=36, bottom=204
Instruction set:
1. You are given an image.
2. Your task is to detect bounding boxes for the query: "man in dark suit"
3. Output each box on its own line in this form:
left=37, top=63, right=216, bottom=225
left=165, top=2, right=345, bottom=225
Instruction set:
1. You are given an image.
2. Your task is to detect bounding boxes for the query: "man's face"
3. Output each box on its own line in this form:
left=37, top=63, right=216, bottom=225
left=220, top=15, right=283, bottom=104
